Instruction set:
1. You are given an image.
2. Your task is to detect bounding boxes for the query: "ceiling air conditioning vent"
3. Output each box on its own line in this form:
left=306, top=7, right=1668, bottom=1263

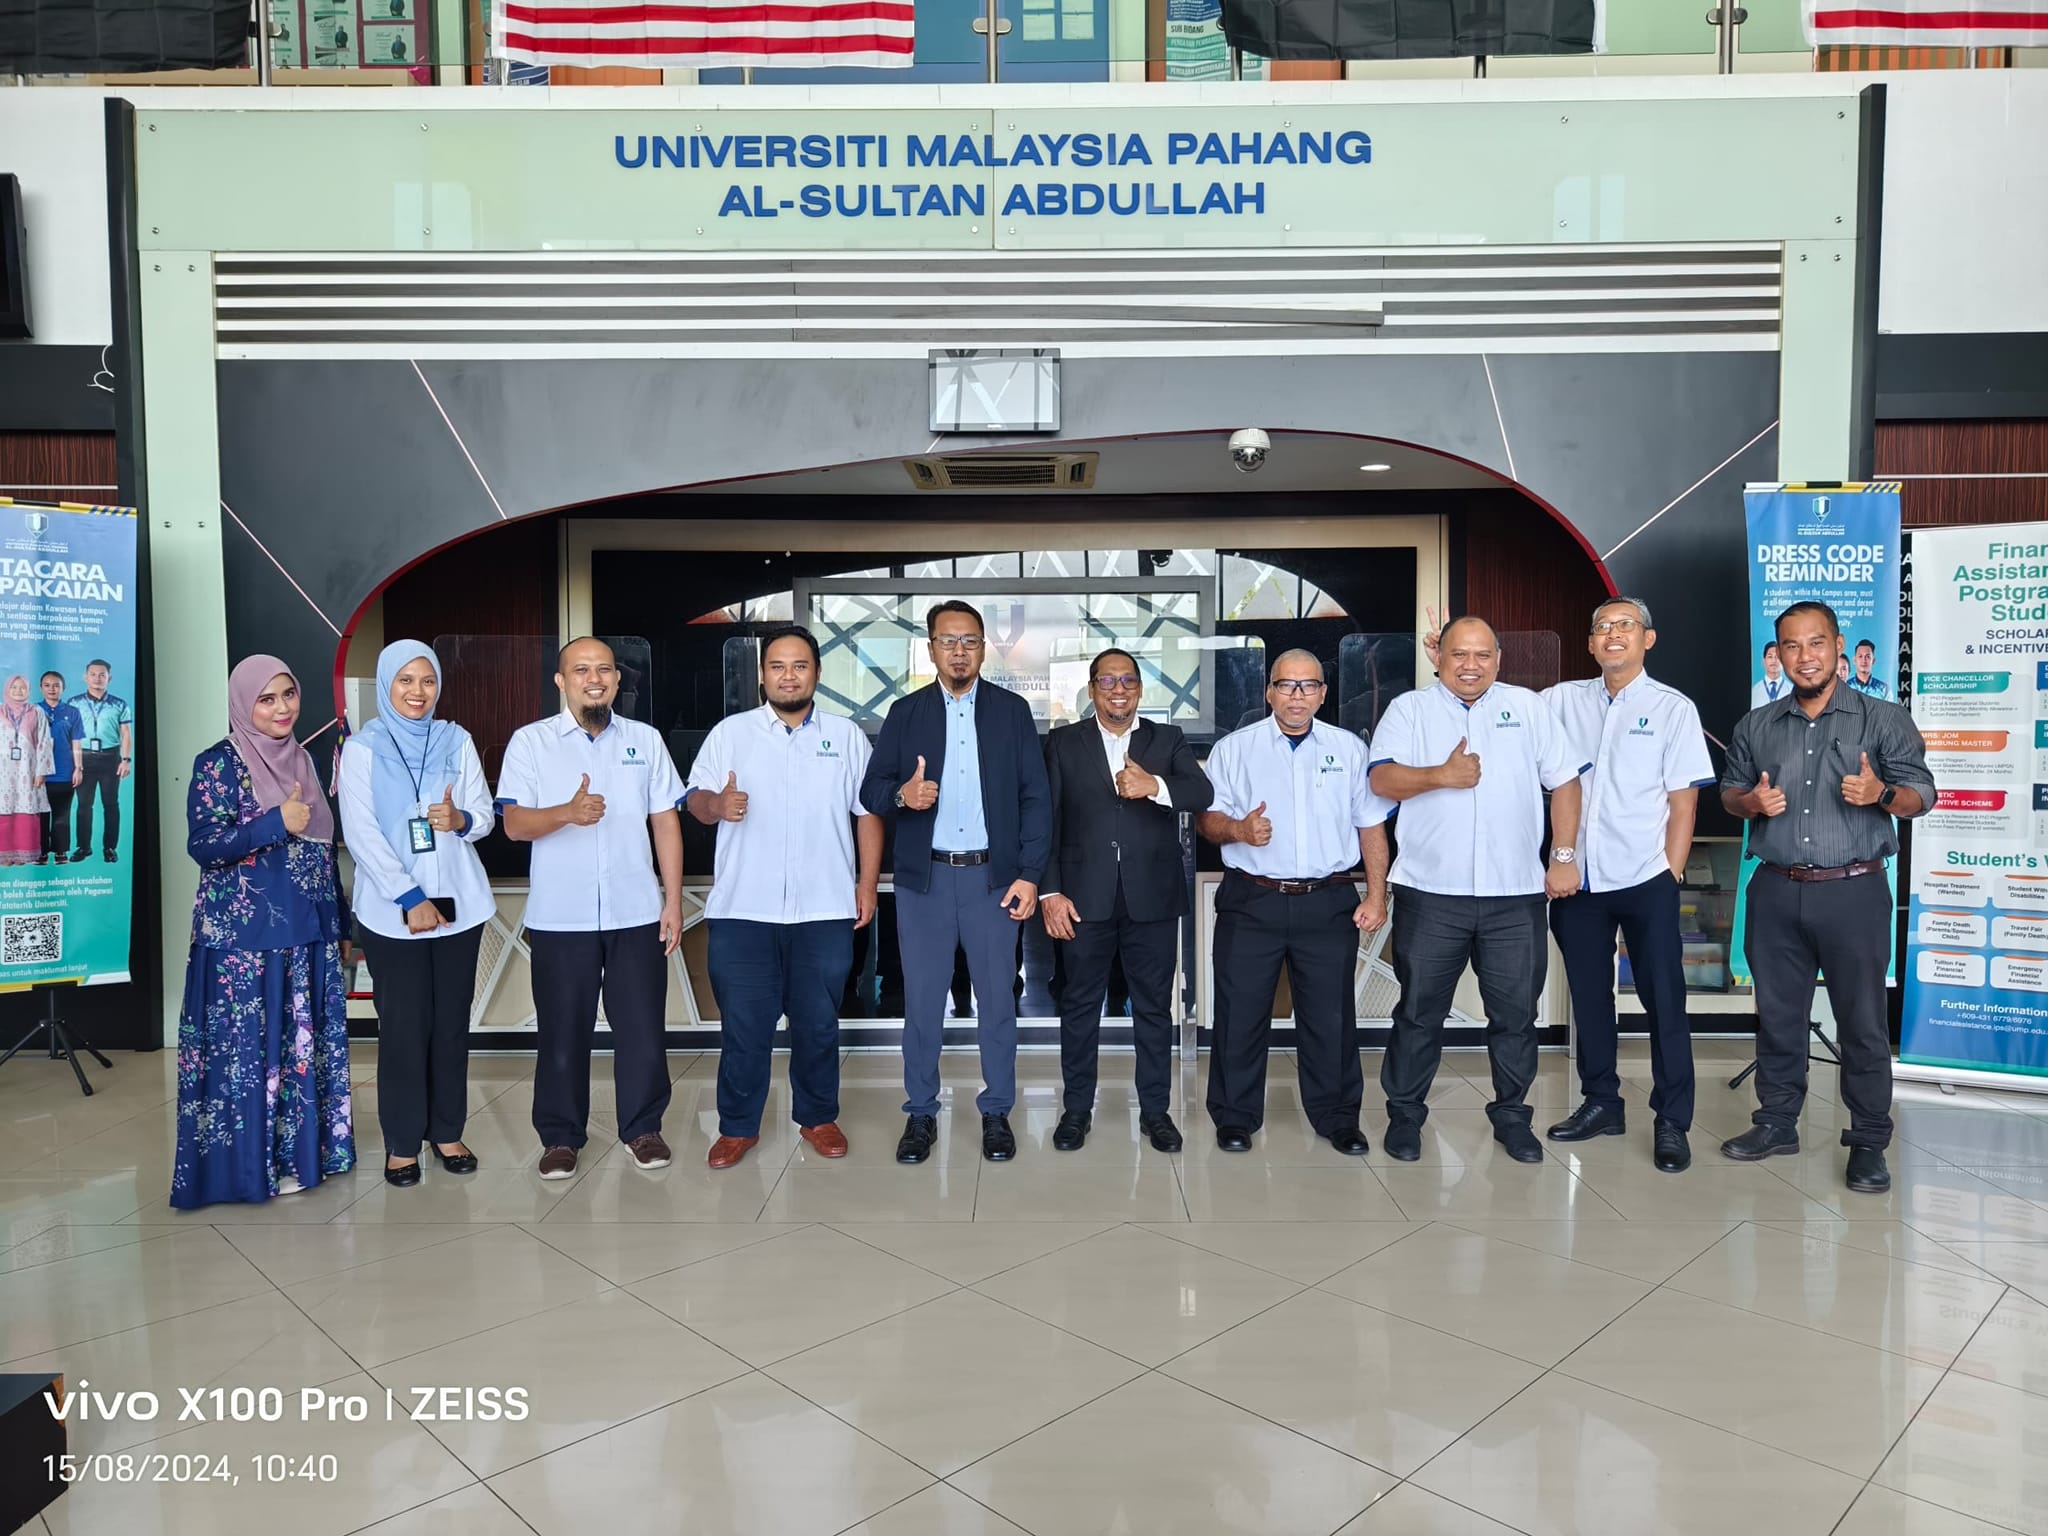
left=902, top=453, right=1098, bottom=491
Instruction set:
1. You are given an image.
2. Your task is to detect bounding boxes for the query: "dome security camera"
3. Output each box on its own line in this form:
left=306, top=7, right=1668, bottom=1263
left=1228, top=428, right=1270, bottom=473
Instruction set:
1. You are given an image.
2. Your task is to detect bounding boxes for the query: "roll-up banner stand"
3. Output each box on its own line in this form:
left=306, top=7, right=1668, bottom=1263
left=1729, top=484, right=1904, bottom=997
left=0, top=501, right=141, bottom=989
left=1898, top=521, right=2048, bottom=1096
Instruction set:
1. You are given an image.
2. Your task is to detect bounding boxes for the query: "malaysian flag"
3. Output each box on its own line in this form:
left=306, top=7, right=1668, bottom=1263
left=492, top=0, right=916, bottom=68
left=1803, top=0, right=2046, bottom=46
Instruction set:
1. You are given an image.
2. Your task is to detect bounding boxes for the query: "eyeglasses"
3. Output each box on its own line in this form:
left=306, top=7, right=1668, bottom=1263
left=1094, top=674, right=1140, bottom=692
left=1270, top=680, right=1327, bottom=698
left=1591, top=618, right=1643, bottom=636
left=932, top=636, right=984, bottom=653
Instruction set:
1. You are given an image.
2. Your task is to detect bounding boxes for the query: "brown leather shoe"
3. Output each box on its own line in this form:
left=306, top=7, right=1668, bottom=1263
left=628, top=1133, right=672, bottom=1170
left=800, top=1122, right=849, bottom=1158
left=537, top=1146, right=578, bottom=1180
left=706, top=1135, right=759, bottom=1170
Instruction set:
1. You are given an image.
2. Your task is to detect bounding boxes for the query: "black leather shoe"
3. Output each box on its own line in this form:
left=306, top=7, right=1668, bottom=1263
left=1721, top=1124, right=1800, bottom=1161
left=432, top=1144, right=478, bottom=1175
left=1653, top=1124, right=1691, bottom=1173
left=1383, top=1122, right=1423, bottom=1162
left=1051, top=1110, right=1091, bottom=1152
left=896, top=1114, right=939, bottom=1165
left=1547, top=1101, right=1626, bottom=1142
left=1327, top=1125, right=1371, bottom=1157
left=1493, top=1122, right=1545, bottom=1164
left=1215, top=1126, right=1253, bottom=1153
left=1140, top=1113, right=1183, bottom=1153
left=1845, top=1145, right=1891, bottom=1194
left=982, top=1113, right=1017, bottom=1161
left=383, top=1159, right=422, bottom=1187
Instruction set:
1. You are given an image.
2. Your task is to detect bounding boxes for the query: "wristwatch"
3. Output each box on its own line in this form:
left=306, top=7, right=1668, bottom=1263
left=1550, top=847, right=1576, bottom=865
left=1878, top=784, right=1898, bottom=809
left=893, top=788, right=907, bottom=809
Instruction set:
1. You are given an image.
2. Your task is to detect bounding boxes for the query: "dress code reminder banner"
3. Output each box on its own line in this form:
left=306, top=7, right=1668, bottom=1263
left=0, top=502, right=139, bottom=988
left=1902, top=523, right=2048, bottom=1083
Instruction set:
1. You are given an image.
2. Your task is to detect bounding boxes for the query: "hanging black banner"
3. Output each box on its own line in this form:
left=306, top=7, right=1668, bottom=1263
left=0, top=0, right=248, bottom=74
left=1219, top=0, right=1600, bottom=60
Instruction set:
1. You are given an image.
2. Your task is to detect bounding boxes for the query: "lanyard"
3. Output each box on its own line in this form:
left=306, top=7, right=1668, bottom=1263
left=396, top=723, right=439, bottom=806
left=81, top=696, right=116, bottom=741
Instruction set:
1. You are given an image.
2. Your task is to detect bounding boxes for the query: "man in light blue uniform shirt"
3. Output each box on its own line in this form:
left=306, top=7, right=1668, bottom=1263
left=686, top=626, right=881, bottom=1171
left=1542, top=597, right=1715, bottom=1173
left=1370, top=617, right=1586, bottom=1165
left=1198, top=649, right=1390, bottom=1157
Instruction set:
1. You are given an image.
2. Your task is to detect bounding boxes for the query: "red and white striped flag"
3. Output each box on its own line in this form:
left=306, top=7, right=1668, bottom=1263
left=1803, top=0, right=2047, bottom=47
left=492, top=0, right=916, bottom=69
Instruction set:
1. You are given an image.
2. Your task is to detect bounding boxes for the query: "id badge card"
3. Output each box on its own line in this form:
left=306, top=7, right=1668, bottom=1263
left=407, top=817, right=436, bottom=854
left=7, top=746, right=18, bottom=762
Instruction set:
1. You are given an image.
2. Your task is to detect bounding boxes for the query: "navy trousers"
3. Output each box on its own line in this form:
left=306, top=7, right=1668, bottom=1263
left=707, top=917, right=854, bottom=1137
left=896, top=860, right=1021, bottom=1117
left=1551, top=871, right=1695, bottom=1130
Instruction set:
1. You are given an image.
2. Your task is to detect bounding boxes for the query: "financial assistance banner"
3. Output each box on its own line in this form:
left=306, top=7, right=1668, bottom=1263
left=1730, top=484, right=1902, bottom=988
left=0, top=501, right=139, bottom=988
left=1901, top=522, right=2048, bottom=1084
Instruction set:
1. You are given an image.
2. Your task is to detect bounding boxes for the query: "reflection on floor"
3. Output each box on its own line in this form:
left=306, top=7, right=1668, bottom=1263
left=4, top=1040, right=2048, bottom=1536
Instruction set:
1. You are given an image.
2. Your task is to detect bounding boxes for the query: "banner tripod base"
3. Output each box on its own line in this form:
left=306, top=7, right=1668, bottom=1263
left=1728, top=1018, right=1841, bottom=1092
left=0, top=986, right=112, bottom=1097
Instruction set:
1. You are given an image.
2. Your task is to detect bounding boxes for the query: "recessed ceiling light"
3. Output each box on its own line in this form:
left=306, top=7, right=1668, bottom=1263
left=1359, top=463, right=1392, bottom=473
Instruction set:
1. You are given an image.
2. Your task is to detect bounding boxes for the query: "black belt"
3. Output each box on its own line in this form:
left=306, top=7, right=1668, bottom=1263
left=1230, top=870, right=1355, bottom=895
left=932, top=849, right=989, bottom=867
left=80, top=745, right=120, bottom=754
left=1761, top=860, right=1885, bottom=883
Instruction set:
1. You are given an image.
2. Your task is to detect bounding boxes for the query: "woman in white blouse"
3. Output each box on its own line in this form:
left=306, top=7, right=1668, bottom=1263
left=337, top=640, right=495, bottom=1187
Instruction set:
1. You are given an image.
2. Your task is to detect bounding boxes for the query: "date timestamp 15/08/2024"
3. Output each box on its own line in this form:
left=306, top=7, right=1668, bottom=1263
left=46, top=1453, right=339, bottom=1485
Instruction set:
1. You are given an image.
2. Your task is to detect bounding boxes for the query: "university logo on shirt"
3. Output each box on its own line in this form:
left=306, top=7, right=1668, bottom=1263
left=1496, top=709, right=1522, bottom=729
left=1317, top=753, right=1345, bottom=776
left=622, top=745, right=646, bottom=766
left=817, top=738, right=840, bottom=758
left=1629, top=716, right=1657, bottom=738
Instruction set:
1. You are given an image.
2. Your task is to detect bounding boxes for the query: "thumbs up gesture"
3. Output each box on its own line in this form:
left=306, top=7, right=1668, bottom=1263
left=567, top=772, right=606, bottom=826
left=900, top=753, right=939, bottom=812
left=716, top=770, right=749, bottom=823
left=1840, top=751, right=1886, bottom=808
left=426, top=781, right=461, bottom=834
left=281, top=780, right=312, bottom=836
left=1752, top=770, right=1787, bottom=818
left=1237, top=800, right=1273, bottom=847
left=1438, top=737, right=1482, bottom=790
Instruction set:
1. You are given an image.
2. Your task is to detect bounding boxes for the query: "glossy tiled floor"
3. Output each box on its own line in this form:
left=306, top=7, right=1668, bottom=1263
left=5, top=1040, right=2048, bottom=1536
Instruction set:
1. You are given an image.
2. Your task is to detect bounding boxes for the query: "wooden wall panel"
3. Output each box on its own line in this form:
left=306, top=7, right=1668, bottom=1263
left=1878, top=420, right=2048, bottom=529
left=1460, top=495, right=1611, bottom=685
left=0, top=431, right=118, bottom=500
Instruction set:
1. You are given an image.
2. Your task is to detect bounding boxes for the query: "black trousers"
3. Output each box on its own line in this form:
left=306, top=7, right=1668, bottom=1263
left=75, top=749, right=120, bottom=854
left=1204, top=874, right=1361, bottom=1135
left=41, top=781, right=74, bottom=860
left=1551, top=872, right=1695, bottom=1130
left=1383, top=886, right=1547, bottom=1129
left=1054, top=881, right=1178, bottom=1116
left=360, top=924, right=484, bottom=1157
left=528, top=922, right=671, bottom=1149
left=1741, top=865, right=1894, bottom=1148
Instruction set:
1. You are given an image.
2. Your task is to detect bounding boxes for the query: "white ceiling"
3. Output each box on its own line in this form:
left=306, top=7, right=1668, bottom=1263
left=678, top=432, right=1505, bottom=497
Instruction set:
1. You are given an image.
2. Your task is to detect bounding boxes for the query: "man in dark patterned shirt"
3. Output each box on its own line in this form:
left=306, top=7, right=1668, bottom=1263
left=1719, top=601, right=1935, bottom=1195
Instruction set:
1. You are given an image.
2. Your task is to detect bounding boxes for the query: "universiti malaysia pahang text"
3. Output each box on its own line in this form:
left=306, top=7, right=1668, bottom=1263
left=613, top=129, right=1373, bottom=219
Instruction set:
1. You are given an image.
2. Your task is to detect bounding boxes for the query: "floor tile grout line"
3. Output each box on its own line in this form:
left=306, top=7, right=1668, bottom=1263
left=341, top=1481, right=544, bottom=1536
left=216, top=1220, right=508, bottom=1291
left=820, top=1217, right=1114, bottom=1289
left=1825, top=1280, right=2030, bottom=1536
left=463, top=1365, right=767, bottom=1487
left=822, top=1479, right=951, bottom=1536
left=521, top=1217, right=812, bottom=1288
left=1433, top=1214, right=1740, bottom=1288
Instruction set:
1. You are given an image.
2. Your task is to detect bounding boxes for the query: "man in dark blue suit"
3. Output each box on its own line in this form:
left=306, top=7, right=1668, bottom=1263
left=860, top=600, right=1053, bottom=1164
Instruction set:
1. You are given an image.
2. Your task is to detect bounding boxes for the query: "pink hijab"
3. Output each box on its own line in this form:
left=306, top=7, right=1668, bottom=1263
left=226, top=655, right=333, bottom=843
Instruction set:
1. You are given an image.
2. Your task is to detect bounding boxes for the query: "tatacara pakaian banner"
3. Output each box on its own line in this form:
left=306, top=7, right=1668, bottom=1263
left=1220, top=0, right=1600, bottom=60
left=0, top=0, right=248, bottom=74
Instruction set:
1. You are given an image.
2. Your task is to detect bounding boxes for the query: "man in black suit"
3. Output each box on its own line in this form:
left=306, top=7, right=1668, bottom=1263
left=1040, top=649, right=1215, bottom=1153
left=860, top=600, right=1053, bottom=1165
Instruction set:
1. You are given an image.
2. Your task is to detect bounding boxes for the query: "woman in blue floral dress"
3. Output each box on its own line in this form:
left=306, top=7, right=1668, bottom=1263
left=171, top=655, right=356, bottom=1208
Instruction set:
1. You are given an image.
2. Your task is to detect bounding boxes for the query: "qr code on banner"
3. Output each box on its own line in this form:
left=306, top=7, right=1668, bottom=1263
left=2, top=912, right=62, bottom=966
